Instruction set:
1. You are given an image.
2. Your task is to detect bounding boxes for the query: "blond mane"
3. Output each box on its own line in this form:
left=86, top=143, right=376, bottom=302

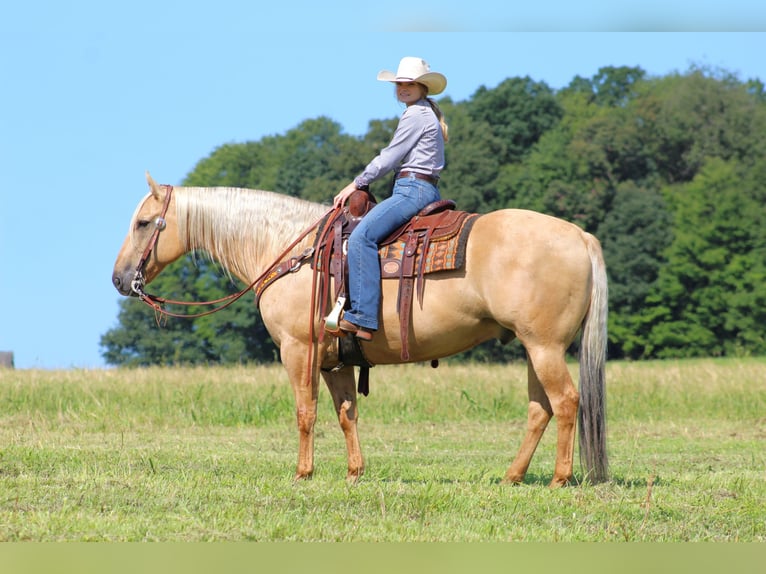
left=174, top=186, right=327, bottom=281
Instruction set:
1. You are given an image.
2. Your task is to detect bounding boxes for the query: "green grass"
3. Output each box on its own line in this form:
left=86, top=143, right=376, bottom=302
left=0, top=359, right=764, bottom=541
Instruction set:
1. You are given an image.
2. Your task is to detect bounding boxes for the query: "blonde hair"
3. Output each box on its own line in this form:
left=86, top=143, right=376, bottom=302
left=426, top=97, right=449, bottom=143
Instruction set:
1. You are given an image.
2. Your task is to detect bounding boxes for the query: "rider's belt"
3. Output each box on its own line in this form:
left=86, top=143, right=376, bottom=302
left=397, top=171, right=439, bottom=185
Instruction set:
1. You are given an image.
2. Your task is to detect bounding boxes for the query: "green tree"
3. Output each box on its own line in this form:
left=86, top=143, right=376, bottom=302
left=466, top=77, right=562, bottom=165
left=496, top=88, right=615, bottom=230
left=597, top=182, right=672, bottom=359
left=185, top=139, right=280, bottom=190
left=590, top=66, right=646, bottom=108
left=185, top=117, right=379, bottom=203
left=274, top=117, right=371, bottom=202
left=645, top=67, right=766, bottom=183
left=640, top=158, right=766, bottom=358
left=438, top=97, right=506, bottom=212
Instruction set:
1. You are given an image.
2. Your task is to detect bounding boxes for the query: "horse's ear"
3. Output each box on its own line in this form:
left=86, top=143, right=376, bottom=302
left=145, top=171, right=162, bottom=200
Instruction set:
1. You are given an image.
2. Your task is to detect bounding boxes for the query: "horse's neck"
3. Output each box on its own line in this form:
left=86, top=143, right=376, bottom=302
left=176, top=186, right=326, bottom=282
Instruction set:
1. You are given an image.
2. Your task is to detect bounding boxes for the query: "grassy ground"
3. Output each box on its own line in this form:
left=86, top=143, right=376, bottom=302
left=0, top=359, right=764, bottom=541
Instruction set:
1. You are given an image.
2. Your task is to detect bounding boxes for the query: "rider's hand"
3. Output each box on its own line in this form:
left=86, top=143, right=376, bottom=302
left=333, top=182, right=358, bottom=210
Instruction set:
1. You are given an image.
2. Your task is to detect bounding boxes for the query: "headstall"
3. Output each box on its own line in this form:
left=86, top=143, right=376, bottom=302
left=130, top=184, right=326, bottom=320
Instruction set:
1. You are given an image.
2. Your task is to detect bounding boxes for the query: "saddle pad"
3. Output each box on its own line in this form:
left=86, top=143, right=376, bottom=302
left=379, top=213, right=480, bottom=277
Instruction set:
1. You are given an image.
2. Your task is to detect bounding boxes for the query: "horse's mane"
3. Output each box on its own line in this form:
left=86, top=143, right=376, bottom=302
left=175, top=186, right=328, bottom=280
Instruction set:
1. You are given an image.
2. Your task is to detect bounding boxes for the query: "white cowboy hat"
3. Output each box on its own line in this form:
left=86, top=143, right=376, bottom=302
left=377, top=57, right=447, bottom=95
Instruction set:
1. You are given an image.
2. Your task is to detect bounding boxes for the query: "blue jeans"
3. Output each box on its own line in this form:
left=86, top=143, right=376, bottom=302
left=343, top=174, right=441, bottom=331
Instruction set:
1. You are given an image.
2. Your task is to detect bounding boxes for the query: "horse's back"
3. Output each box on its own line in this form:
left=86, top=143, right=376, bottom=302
left=467, top=208, right=595, bottom=278
left=459, top=209, right=597, bottom=345
left=473, top=208, right=592, bottom=246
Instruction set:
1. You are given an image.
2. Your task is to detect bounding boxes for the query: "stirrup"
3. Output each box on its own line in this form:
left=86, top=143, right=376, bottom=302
left=324, top=295, right=346, bottom=333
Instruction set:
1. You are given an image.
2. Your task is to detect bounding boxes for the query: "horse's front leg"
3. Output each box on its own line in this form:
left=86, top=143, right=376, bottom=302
left=321, top=367, right=364, bottom=482
left=281, top=339, right=320, bottom=480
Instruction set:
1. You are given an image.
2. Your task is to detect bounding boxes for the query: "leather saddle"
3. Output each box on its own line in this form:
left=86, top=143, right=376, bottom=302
left=313, top=190, right=477, bottom=374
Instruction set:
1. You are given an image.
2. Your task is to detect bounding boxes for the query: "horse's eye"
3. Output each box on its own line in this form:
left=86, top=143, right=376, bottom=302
left=137, top=219, right=151, bottom=229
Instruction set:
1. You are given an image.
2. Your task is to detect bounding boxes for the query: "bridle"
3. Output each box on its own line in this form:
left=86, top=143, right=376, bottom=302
left=130, top=184, right=174, bottom=298
left=130, top=184, right=326, bottom=319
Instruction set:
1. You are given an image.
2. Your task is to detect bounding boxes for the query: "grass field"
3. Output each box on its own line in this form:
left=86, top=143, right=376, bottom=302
left=0, top=358, right=764, bottom=541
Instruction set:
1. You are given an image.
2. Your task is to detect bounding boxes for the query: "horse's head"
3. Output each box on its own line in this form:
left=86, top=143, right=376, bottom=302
left=111, top=172, right=185, bottom=297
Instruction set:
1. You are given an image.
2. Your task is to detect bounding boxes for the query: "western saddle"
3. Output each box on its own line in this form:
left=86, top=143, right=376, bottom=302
left=312, top=190, right=479, bottom=394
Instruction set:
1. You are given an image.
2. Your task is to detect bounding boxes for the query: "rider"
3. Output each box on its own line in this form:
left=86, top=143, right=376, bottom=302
left=330, top=57, right=449, bottom=342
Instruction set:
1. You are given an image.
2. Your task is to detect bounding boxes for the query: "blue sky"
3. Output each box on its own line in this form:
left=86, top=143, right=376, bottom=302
left=1, top=1, right=765, bottom=369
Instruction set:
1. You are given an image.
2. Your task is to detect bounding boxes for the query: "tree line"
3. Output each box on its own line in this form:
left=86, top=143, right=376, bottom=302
left=101, top=65, right=766, bottom=366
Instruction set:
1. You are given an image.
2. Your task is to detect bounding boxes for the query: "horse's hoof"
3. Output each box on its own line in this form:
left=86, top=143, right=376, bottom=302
left=501, top=473, right=525, bottom=485
left=346, top=470, right=363, bottom=484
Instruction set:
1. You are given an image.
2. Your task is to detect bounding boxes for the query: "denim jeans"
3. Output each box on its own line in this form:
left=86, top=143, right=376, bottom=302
left=343, top=174, right=441, bottom=331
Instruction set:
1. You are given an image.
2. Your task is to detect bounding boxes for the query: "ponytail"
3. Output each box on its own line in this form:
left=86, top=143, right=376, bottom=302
left=427, top=97, right=449, bottom=143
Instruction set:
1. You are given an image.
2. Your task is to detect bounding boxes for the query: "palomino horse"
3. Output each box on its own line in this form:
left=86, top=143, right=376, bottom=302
left=112, top=173, right=609, bottom=487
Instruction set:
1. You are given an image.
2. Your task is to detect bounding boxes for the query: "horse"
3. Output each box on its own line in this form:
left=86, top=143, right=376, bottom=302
left=112, top=172, right=609, bottom=487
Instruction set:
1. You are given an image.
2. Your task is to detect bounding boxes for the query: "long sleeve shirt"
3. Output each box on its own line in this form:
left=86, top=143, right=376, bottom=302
left=354, top=99, right=444, bottom=188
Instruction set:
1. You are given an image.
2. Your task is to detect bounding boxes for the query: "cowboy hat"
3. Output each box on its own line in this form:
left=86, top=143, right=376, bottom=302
left=377, top=57, right=447, bottom=95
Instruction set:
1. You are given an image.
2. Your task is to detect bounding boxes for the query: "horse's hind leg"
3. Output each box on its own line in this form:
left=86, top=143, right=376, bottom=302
left=321, top=367, right=364, bottom=482
left=504, top=347, right=578, bottom=488
left=503, top=360, right=552, bottom=485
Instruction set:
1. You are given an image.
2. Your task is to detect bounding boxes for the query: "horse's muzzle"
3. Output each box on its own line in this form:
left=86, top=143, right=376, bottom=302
left=112, top=271, right=138, bottom=297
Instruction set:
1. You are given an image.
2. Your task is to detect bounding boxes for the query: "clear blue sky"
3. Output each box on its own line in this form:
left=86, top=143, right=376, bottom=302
left=1, top=1, right=764, bottom=369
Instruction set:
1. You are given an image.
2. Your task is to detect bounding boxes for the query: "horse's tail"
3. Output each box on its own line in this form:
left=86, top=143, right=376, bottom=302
left=578, top=232, right=609, bottom=483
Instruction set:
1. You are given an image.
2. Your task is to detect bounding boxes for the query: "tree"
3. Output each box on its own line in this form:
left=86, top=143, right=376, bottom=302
left=639, top=158, right=766, bottom=358
left=466, top=77, right=562, bottom=165
left=597, top=182, right=672, bottom=359
left=185, top=140, right=280, bottom=190
left=438, top=98, right=507, bottom=212
left=495, top=88, right=615, bottom=230
left=590, top=66, right=646, bottom=108
left=273, top=117, right=370, bottom=202
left=184, top=117, right=379, bottom=203
left=644, top=68, right=766, bottom=183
